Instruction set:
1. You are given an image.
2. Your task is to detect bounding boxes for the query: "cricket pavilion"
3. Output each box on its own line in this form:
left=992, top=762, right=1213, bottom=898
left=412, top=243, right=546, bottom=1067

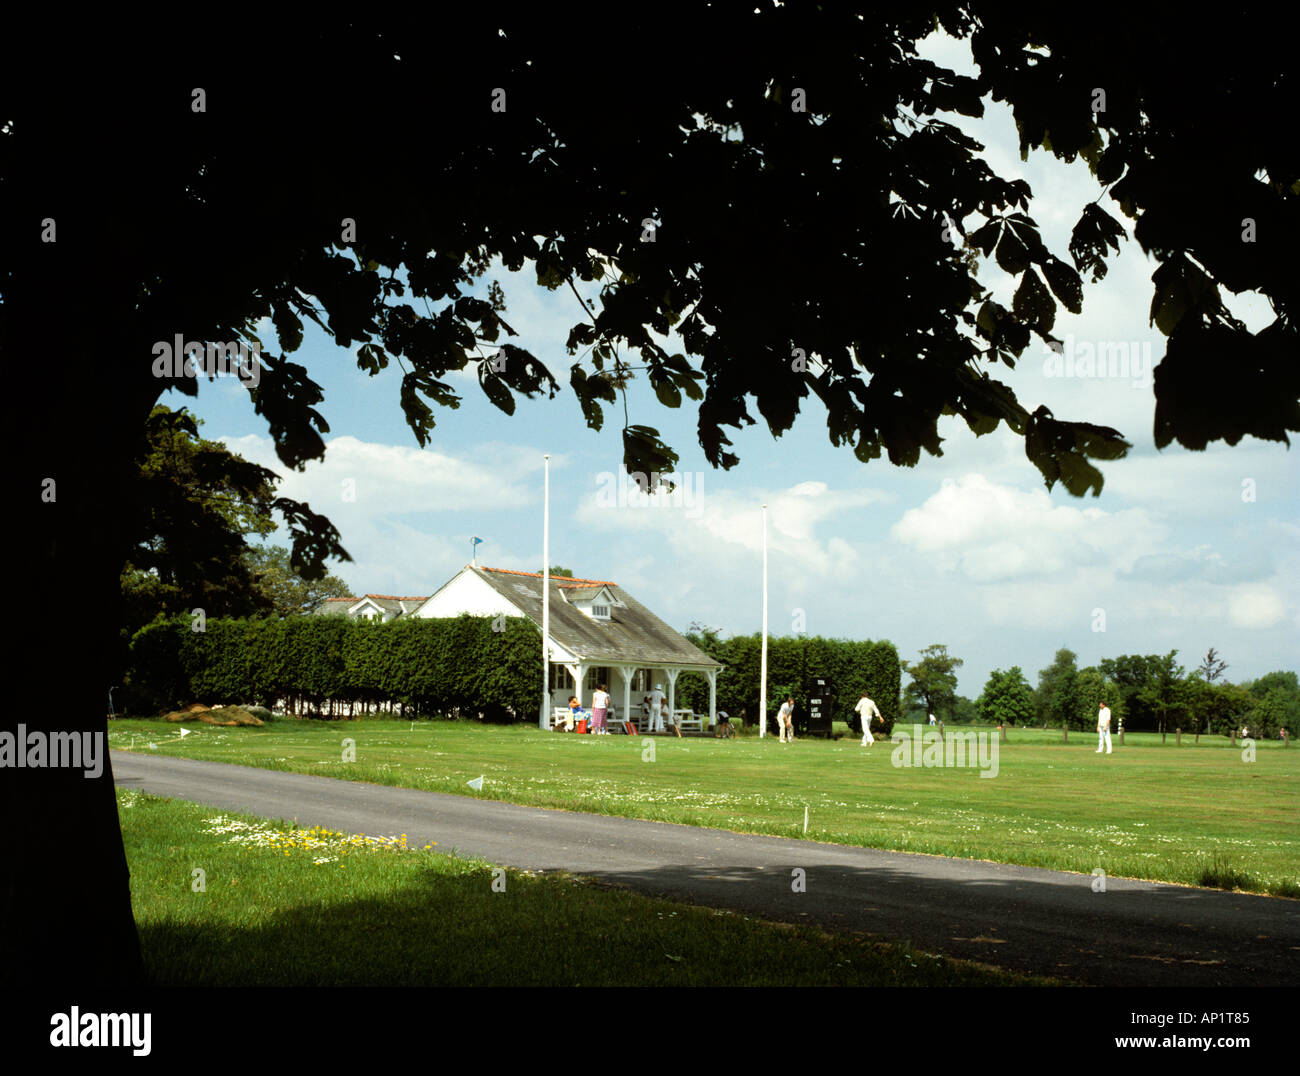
left=414, top=565, right=723, bottom=732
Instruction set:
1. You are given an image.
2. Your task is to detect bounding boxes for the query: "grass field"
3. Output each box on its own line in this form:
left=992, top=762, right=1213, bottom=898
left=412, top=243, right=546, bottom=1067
left=110, top=717, right=1300, bottom=897
left=117, top=787, right=1044, bottom=986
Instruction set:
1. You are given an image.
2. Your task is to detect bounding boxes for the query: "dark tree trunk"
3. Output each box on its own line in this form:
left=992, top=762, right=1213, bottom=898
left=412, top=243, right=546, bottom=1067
left=5, top=292, right=155, bottom=986
left=3, top=64, right=204, bottom=985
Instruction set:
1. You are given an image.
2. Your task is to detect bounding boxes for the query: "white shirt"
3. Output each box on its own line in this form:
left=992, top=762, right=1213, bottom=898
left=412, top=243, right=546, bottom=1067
left=778, top=702, right=793, bottom=722
left=646, top=689, right=665, bottom=711
left=592, top=690, right=610, bottom=710
left=855, top=697, right=881, bottom=722
left=1098, top=706, right=1111, bottom=730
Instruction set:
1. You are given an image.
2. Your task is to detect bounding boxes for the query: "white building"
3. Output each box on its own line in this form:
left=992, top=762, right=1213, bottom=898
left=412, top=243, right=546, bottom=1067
left=413, top=564, right=722, bottom=728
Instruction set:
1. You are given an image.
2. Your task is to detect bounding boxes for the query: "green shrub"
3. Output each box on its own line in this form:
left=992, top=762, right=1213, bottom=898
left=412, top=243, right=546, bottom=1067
left=125, top=614, right=543, bottom=721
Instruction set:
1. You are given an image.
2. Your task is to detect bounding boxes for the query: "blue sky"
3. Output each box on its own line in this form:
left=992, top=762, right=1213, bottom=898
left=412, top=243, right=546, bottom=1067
left=175, top=32, right=1297, bottom=698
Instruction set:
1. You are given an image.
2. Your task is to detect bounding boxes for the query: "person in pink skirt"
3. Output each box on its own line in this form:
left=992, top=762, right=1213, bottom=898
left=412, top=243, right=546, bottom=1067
left=591, top=683, right=611, bottom=735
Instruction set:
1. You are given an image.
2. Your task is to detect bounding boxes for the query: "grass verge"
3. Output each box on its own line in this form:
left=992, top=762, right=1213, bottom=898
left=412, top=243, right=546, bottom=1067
left=119, top=787, right=1049, bottom=986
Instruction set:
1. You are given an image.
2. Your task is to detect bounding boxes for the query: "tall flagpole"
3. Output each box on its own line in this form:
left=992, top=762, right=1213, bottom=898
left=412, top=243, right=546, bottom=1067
left=760, top=502, right=768, bottom=739
left=540, top=454, right=551, bottom=729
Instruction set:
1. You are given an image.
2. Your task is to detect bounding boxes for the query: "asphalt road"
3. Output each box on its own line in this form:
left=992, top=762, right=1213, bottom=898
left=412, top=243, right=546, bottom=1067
left=113, top=751, right=1300, bottom=986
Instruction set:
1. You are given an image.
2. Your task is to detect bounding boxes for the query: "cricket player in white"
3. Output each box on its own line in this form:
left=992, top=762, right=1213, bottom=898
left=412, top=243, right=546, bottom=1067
left=646, top=684, right=667, bottom=733
left=776, top=696, right=795, bottom=743
left=1096, top=702, right=1113, bottom=754
left=855, top=692, right=882, bottom=747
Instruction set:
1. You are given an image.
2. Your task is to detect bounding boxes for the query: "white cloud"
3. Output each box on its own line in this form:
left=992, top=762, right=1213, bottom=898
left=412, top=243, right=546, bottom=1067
left=221, top=433, right=547, bottom=514
left=574, top=473, right=889, bottom=583
left=891, top=473, right=1164, bottom=581
left=1227, top=586, right=1286, bottom=630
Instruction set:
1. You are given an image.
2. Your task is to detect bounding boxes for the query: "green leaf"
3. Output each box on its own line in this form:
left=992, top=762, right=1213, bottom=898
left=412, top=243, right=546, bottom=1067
left=356, top=342, right=387, bottom=375
left=1069, top=203, right=1126, bottom=283
left=400, top=373, right=436, bottom=447
left=1041, top=257, right=1083, bottom=315
left=955, top=366, right=1029, bottom=436
left=671, top=367, right=705, bottom=402
left=1149, top=256, right=1216, bottom=337
left=1013, top=265, right=1055, bottom=332
left=995, top=227, right=1030, bottom=274
left=1094, top=144, right=1125, bottom=185
left=1024, top=406, right=1131, bottom=496
left=570, top=366, right=610, bottom=431
left=622, top=425, right=679, bottom=480
left=652, top=372, right=682, bottom=409
left=477, top=364, right=515, bottom=416
left=976, top=300, right=1006, bottom=337
left=968, top=221, right=1001, bottom=257
left=272, top=301, right=304, bottom=354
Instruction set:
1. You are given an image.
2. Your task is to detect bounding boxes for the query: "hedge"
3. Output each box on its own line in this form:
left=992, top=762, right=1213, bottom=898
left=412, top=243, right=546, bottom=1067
left=123, top=617, right=901, bottom=732
left=122, top=614, right=544, bottom=719
left=677, top=632, right=900, bottom=736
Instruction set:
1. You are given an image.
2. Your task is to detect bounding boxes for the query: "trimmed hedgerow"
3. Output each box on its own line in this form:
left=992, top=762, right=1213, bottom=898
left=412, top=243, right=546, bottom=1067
left=123, top=614, right=543, bottom=720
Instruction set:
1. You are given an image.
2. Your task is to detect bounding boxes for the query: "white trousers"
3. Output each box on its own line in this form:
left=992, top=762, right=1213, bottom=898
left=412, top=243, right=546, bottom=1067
left=1097, top=728, right=1112, bottom=752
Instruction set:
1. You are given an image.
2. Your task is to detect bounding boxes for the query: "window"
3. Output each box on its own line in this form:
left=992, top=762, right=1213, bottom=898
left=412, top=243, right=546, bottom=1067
left=592, top=604, right=610, bottom=619
left=548, top=665, right=574, bottom=693
left=585, top=667, right=610, bottom=692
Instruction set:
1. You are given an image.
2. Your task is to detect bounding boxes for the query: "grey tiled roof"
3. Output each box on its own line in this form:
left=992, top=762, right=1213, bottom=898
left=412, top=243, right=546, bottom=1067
left=312, top=595, right=427, bottom=617
left=475, top=567, right=721, bottom=668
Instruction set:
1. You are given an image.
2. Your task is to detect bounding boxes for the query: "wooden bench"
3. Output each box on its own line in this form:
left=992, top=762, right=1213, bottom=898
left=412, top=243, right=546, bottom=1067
left=632, top=708, right=704, bottom=733
left=674, top=709, right=705, bottom=733
left=552, top=706, right=628, bottom=731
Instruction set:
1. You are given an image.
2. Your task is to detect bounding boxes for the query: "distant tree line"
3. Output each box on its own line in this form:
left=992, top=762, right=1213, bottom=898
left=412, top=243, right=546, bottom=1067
left=904, top=643, right=1296, bottom=739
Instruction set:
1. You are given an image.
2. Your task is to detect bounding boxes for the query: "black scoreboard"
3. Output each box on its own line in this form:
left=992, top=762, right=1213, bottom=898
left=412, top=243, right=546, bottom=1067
left=803, top=677, right=834, bottom=737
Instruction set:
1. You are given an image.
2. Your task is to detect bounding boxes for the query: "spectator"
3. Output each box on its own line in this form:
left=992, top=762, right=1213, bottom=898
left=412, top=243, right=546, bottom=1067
left=645, top=683, right=667, bottom=733
left=569, top=695, right=588, bottom=733
left=592, top=683, right=611, bottom=736
left=553, top=697, right=578, bottom=732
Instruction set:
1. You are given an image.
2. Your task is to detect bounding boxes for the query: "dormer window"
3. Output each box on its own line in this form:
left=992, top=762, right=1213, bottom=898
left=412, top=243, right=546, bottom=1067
left=591, top=604, right=610, bottom=620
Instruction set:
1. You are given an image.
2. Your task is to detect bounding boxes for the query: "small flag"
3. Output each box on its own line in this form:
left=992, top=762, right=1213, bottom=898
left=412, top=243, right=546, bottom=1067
left=178, top=728, right=192, bottom=738
left=472, top=536, right=483, bottom=547
left=467, top=776, right=484, bottom=791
